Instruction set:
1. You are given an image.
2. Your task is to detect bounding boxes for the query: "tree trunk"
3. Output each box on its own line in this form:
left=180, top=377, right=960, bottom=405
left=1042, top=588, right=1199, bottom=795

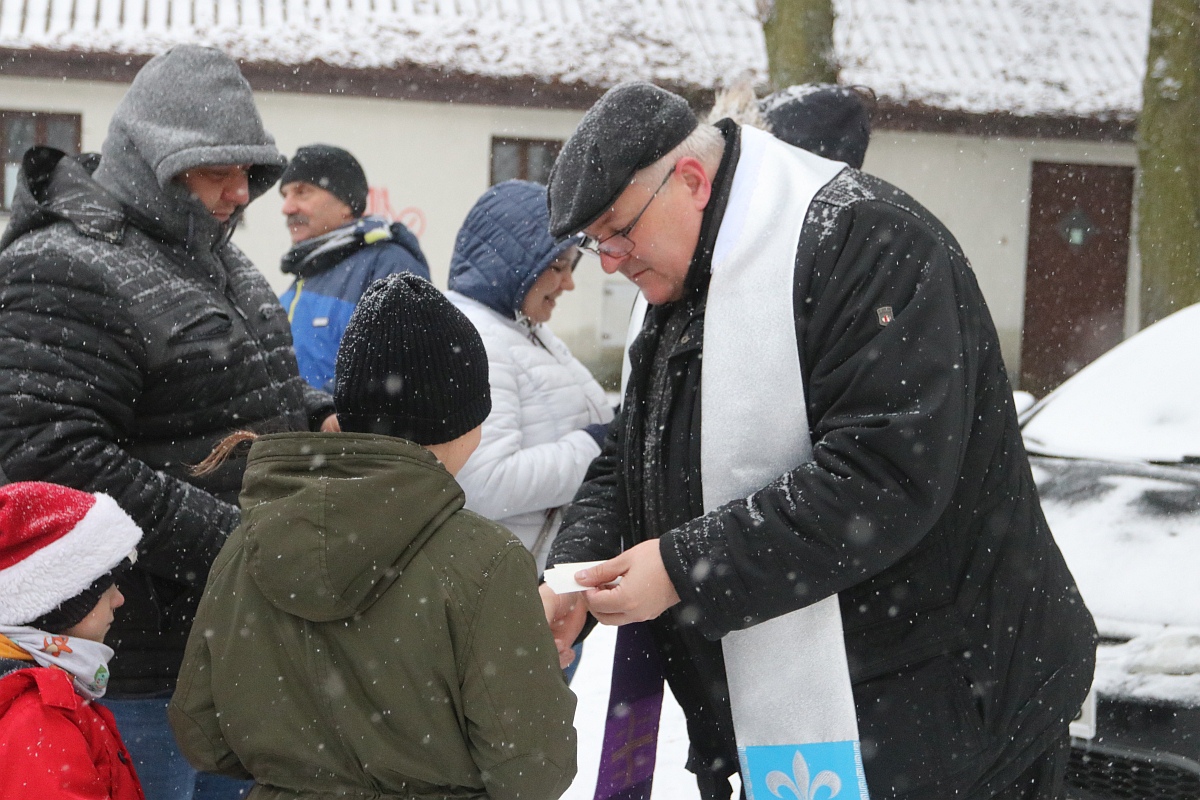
left=1137, top=0, right=1200, bottom=326
left=762, top=0, right=837, bottom=90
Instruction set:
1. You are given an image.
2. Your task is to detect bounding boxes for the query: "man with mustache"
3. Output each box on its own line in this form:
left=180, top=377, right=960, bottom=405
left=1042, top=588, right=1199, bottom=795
left=278, top=145, right=430, bottom=392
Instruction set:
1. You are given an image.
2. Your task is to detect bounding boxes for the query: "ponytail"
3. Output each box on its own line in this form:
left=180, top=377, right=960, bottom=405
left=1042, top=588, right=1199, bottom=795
left=191, top=430, right=259, bottom=477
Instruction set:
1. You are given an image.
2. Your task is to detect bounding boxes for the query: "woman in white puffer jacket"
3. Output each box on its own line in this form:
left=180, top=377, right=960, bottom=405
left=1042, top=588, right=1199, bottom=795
left=447, top=180, right=613, bottom=573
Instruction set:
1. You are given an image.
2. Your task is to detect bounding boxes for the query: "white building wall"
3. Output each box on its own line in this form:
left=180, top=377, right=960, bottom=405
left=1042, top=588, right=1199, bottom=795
left=0, top=74, right=1138, bottom=382
left=0, top=77, right=584, bottom=289
left=0, top=76, right=126, bottom=156
left=863, top=131, right=1138, bottom=374
left=243, top=92, right=584, bottom=292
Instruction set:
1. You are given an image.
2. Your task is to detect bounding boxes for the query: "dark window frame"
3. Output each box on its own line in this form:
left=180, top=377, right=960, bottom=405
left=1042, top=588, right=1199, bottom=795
left=2, top=110, right=82, bottom=211
left=489, top=136, right=563, bottom=186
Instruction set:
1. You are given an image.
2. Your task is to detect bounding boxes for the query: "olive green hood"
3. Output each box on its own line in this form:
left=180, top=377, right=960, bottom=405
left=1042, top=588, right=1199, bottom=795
left=171, top=430, right=577, bottom=798
left=238, top=432, right=461, bottom=622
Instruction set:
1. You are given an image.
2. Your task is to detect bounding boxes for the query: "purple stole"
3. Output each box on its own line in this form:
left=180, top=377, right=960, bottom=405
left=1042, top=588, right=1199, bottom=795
left=593, top=622, right=665, bottom=800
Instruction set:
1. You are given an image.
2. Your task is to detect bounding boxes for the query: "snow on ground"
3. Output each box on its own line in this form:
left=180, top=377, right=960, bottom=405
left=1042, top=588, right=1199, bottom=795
left=563, top=622, right=704, bottom=800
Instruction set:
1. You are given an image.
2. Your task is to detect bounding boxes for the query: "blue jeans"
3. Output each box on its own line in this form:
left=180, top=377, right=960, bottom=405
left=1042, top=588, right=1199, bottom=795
left=563, top=641, right=585, bottom=684
left=103, top=695, right=252, bottom=800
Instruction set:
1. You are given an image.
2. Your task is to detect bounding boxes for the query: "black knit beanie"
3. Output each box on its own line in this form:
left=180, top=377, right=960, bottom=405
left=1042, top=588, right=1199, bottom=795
left=280, top=144, right=369, bottom=216
left=758, top=84, right=872, bottom=169
left=335, top=274, right=491, bottom=446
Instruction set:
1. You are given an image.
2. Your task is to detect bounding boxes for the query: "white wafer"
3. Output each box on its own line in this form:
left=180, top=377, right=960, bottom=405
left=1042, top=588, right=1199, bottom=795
left=542, top=560, right=620, bottom=593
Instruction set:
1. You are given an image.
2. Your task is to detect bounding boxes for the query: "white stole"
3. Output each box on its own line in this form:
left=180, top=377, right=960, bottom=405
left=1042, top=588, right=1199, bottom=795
left=624, top=126, right=869, bottom=799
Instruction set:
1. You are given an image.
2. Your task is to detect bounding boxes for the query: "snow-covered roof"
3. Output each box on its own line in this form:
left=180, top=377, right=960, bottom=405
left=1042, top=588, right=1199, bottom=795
left=0, top=0, right=1151, bottom=119
left=0, top=0, right=767, bottom=90
left=836, top=0, right=1150, bottom=120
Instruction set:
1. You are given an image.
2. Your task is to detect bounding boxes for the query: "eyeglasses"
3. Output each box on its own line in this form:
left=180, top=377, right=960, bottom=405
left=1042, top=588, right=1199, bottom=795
left=580, top=165, right=676, bottom=259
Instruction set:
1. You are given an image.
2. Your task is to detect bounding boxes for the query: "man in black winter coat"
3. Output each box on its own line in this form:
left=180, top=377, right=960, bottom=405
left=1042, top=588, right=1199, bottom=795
left=540, top=82, right=1096, bottom=800
left=0, top=45, right=336, bottom=800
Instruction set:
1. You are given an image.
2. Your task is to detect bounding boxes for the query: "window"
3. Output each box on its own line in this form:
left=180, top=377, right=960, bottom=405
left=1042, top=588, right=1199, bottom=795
left=490, top=137, right=562, bottom=186
left=2, top=111, right=81, bottom=210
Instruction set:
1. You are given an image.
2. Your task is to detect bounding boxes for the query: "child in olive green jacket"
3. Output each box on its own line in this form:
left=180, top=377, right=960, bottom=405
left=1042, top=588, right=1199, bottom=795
left=169, top=275, right=577, bottom=800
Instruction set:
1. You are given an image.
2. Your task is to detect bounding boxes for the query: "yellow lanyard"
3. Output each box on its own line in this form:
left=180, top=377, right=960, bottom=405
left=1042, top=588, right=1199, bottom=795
left=287, top=278, right=305, bottom=323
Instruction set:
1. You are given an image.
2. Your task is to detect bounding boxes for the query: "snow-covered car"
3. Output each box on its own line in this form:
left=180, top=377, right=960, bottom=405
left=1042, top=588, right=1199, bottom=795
left=1020, top=303, right=1200, bottom=799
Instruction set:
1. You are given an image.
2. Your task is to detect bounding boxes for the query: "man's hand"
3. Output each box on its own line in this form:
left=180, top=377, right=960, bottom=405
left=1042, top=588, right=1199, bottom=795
left=540, top=583, right=588, bottom=669
left=579, top=539, right=681, bottom=626
left=320, top=414, right=340, bottom=433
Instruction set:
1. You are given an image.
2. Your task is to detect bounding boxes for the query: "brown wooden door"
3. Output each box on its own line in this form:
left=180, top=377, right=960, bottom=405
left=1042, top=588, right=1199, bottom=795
left=1020, top=162, right=1134, bottom=396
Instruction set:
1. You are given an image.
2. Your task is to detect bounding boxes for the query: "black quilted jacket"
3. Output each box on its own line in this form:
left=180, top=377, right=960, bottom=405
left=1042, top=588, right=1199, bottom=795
left=549, top=123, right=1096, bottom=799
left=0, top=148, right=332, bottom=694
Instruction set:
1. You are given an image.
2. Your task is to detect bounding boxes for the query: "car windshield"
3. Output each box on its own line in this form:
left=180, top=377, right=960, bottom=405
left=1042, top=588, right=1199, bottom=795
left=1023, top=302, right=1200, bottom=707
left=1021, top=303, right=1200, bottom=463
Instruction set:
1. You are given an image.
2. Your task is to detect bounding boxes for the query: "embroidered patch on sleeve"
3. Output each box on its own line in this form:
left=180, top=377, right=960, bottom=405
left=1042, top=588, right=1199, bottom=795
left=876, top=306, right=894, bottom=327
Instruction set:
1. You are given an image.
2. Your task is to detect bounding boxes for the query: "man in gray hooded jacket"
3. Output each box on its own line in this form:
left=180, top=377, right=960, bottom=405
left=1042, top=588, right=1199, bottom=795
left=0, top=45, right=335, bottom=800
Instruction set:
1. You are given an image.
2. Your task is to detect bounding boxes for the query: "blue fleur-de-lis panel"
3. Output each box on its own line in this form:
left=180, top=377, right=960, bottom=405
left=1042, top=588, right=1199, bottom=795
left=740, top=742, right=869, bottom=800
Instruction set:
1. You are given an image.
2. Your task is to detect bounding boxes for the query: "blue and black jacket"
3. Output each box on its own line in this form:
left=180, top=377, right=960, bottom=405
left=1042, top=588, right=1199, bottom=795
left=280, top=216, right=430, bottom=392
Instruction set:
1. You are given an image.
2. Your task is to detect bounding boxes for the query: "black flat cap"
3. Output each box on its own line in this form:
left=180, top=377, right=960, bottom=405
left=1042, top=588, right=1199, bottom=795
left=548, top=82, right=698, bottom=238
left=758, top=84, right=872, bottom=169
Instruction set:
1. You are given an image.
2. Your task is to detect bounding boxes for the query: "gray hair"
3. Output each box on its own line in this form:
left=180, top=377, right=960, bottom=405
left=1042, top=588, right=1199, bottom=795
left=707, top=74, right=768, bottom=130
left=633, top=122, right=726, bottom=187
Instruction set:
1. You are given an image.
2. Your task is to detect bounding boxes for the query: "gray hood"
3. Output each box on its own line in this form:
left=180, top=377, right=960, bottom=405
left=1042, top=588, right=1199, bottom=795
left=92, top=44, right=286, bottom=248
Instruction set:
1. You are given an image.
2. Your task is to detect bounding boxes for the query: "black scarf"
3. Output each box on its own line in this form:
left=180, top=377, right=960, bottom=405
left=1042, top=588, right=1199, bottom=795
left=281, top=223, right=371, bottom=278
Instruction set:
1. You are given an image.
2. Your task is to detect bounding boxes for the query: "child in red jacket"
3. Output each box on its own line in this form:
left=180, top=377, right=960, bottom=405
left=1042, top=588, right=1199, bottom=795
left=0, top=481, right=145, bottom=800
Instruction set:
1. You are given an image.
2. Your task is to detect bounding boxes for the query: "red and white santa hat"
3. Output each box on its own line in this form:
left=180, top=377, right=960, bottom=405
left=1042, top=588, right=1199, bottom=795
left=0, top=482, right=142, bottom=627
